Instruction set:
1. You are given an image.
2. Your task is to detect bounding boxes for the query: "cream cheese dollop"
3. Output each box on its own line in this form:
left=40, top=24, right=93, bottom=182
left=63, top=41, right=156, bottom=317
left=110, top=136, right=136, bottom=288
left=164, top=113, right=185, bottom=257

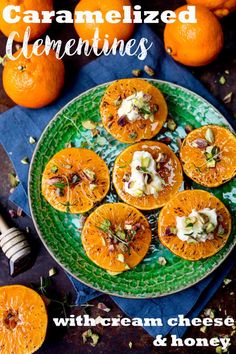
left=118, top=91, right=154, bottom=122
left=124, top=151, right=164, bottom=197
left=176, top=208, right=218, bottom=243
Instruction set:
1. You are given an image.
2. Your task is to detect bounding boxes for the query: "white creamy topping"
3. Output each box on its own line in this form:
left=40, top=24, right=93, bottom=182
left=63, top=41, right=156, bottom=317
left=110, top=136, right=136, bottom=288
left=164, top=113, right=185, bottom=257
left=176, top=208, right=218, bottom=243
left=124, top=151, right=164, bottom=197
left=118, top=91, right=154, bottom=122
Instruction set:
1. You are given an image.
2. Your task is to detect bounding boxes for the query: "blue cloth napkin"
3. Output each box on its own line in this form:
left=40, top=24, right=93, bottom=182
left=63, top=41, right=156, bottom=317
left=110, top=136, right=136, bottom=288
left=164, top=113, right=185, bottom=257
left=0, top=25, right=235, bottom=338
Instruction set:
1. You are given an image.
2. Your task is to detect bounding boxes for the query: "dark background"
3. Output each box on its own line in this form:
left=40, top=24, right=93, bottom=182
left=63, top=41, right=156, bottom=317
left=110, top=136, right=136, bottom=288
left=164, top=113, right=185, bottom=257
left=0, top=0, right=235, bottom=353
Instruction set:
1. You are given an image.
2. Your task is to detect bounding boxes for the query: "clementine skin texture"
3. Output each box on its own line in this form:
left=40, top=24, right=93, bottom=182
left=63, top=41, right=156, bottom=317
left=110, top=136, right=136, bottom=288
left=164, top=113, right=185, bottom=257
left=100, top=78, right=168, bottom=143
left=158, top=190, right=231, bottom=260
left=3, top=45, right=65, bottom=108
left=0, top=285, right=48, bottom=354
left=42, top=148, right=110, bottom=214
left=186, top=0, right=236, bottom=17
left=74, top=0, right=134, bottom=49
left=113, top=141, right=183, bottom=210
left=180, top=125, right=236, bottom=187
left=82, top=203, right=152, bottom=272
left=164, top=5, right=224, bottom=66
left=0, top=0, right=54, bottom=42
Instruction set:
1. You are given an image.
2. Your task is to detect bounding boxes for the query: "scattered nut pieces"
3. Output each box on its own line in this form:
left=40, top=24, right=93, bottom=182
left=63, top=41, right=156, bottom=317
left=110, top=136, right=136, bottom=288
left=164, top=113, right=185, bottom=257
left=132, top=69, right=142, bottom=77
left=21, top=157, right=30, bottom=165
left=96, top=136, right=107, bottom=146
left=82, top=329, right=99, bottom=347
left=223, top=278, right=232, bottom=286
left=219, top=76, right=226, bottom=85
left=49, top=267, right=57, bottom=277
left=16, top=207, right=23, bottom=217
left=200, top=325, right=207, bottom=333
left=223, top=92, right=233, bottom=104
left=158, top=256, right=167, bottom=266
left=29, top=136, right=36, bottom=144
left=129, top=342, right=133, bottom=348
left=144, top=65, right=155, bottom=77
left=97, top=303, right=111, bottom=313
left=82, top=120, right=97, bottom=130
left=8, top=173, right=19, bottom=188
left=167, top=118, right=177, bottom=131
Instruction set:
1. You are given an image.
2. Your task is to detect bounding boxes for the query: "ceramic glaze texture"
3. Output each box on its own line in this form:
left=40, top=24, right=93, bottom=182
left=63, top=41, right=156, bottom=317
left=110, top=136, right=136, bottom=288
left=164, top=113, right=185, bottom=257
left=29, top=80, right=236, bottom=298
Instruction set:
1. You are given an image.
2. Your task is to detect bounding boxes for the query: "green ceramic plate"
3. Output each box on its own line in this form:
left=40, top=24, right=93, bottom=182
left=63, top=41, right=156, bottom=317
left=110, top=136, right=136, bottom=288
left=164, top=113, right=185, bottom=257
left=29, top=79, right=236, bottom=298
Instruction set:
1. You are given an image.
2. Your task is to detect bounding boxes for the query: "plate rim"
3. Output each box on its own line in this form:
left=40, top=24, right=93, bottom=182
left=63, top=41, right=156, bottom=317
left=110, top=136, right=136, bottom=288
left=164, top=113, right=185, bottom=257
left=28, top=78, right=236, bottom=299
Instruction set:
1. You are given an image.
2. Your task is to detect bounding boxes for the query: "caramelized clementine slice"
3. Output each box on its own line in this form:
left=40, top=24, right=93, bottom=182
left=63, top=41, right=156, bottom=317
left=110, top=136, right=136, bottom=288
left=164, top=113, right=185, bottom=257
left=100, top=78, right=168, bottom=143
left=0, top=285, right=47, bottom=354
left=42, top=148, right=110, bottom=213
left=180, top=125, right=236, bottom=187
left=158, top=190, right=231, bottom=260
left=81, top=203, right=152, bottom=272
left=113, top=141, right=183, bottom=210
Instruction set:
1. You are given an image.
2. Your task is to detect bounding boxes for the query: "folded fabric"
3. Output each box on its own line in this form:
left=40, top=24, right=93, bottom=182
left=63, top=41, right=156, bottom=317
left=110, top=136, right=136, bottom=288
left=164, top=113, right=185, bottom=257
left=0, top=25, right=234, bottom=338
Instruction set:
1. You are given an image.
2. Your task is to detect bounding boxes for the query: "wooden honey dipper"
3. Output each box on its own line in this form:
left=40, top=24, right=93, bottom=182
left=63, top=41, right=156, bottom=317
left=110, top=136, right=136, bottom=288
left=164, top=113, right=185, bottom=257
left=0, top=212, right=32, bottom=276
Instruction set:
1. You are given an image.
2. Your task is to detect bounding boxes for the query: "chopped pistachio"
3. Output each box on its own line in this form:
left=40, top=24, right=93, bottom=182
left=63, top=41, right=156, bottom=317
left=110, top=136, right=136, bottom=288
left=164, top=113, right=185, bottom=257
left=223, top=278, right=232, bottom=285
left=116, top=230, right=126, bottom=240
left=82, top=120, right=97, bottom=130
left=129, top=342, right=133, bottom=349
left=21, top=157, right=30, bottom=165
left=205, top=222, right=215, bottom=233
left=84, top=169, right=96, bottom=182
left=117, top=253, right=125, bottom=263
left=96, top=136, right=107, bottom=146
left=219, top=76, right=226, bottom=85
left=141, top=156, right=151, bottom=168
left=207, top=159, right=216, bottom=168
left=51, top=165, right=58, bottom=173
left=8, top=173, right=19, bottom=188
left=144, top=65, right=155, bottom=76
left=129, top=132, right=138, bottom=140
left=205, top=128, right=215, bottom=144
left=223, top=92, right=233, bottom=104
left=82, top=329, right=99, bottom=347
left=167, top=118, right=177, bottom=131
left=200, top=325, right=207, bottom=333
left=49, top=267, right=57, bottom=277
left=100, top=236, right=106, bottom=246
left=65, top=141, right=73, bottom=148
left=124, top=264, right=130, bottom=270
left=89, top=183, right=97, bottom=191
left=114, top=96, right=122, bottom=106
left=158, top=256, right=167, bottom=266
left=132, top=69, right=142, bottom=77
left=218, top=225, right=225, bottom=235
left=216, top=346, right=222, bottom=354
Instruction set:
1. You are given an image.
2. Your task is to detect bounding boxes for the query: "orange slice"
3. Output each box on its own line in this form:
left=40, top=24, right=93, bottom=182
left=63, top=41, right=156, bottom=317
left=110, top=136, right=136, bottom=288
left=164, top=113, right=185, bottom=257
left=42, top=148, right=110, bottom=213
left=113, top=141, right=183, bottom=210
left=180, top=125, right=236, bottom=187
left=100, top=78, right=168, bottom=143
left=158, top=190, right=231, bottom=260
left=81, top=203, right=152, bottom=272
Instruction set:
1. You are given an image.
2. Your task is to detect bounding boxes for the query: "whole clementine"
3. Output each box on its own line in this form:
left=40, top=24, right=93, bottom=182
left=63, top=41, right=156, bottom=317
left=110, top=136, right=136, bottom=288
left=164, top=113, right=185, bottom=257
left=74, top=0, right=134, bottom=49
left=0, top=0, right=54, bottom=42
left=3, top=45, right=65, bottom=108
left=186, top=0, right=236, bottom=18
left=164, top=5, right=224, bottom=67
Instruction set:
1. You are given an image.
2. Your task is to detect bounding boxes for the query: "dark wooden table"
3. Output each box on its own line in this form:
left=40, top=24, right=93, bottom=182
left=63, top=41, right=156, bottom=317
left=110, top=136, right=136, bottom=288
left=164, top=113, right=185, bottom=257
left=0, top=1, right=235, bottom=353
